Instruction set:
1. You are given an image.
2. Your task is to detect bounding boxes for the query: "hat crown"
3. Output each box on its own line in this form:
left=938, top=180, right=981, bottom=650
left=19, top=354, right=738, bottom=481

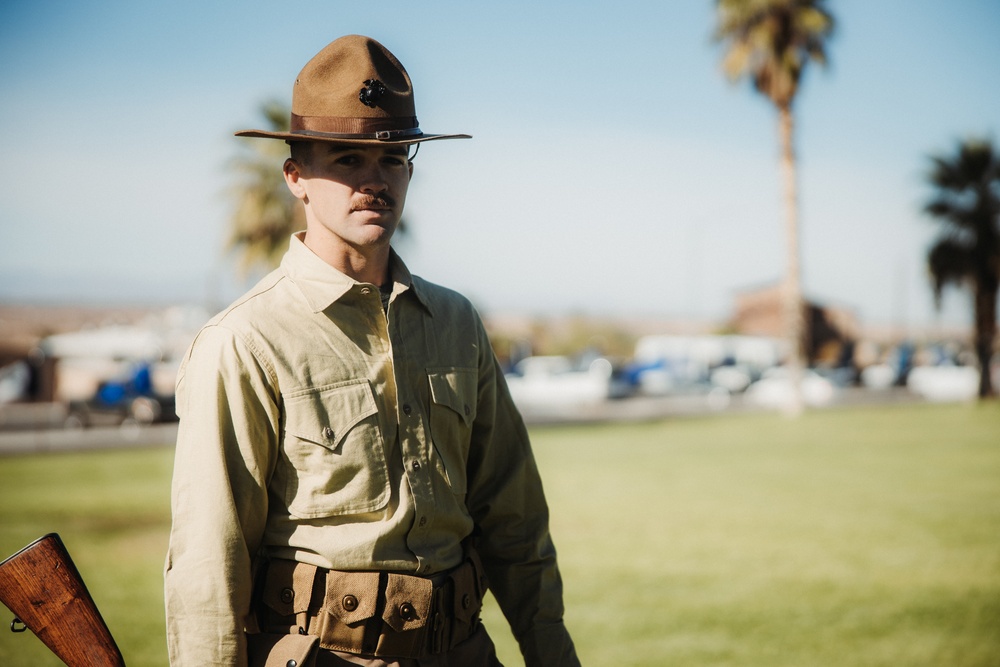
left=292, top=35, right=416, bottom=122
left=234, top=34, right=469, bottom=144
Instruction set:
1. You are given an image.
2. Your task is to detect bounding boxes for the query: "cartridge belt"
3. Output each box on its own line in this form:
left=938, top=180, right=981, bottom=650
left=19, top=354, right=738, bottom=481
left=251, top=551, right=488, bottom=659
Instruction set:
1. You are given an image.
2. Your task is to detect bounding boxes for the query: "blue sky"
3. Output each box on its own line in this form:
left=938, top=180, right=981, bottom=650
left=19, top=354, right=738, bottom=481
left=1, top=0, right=998, bottom=330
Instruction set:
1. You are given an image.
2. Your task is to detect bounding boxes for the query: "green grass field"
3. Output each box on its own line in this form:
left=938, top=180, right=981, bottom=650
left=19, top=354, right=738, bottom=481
left=1, top=402, right=998, bottom=666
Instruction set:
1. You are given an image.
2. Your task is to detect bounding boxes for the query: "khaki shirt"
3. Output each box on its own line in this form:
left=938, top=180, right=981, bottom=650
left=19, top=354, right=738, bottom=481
left=165, top=234, right=578, bottom=666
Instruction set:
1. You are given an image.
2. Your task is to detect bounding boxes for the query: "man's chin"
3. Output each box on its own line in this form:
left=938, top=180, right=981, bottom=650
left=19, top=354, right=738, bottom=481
left=355, top=224, right=396, bottom=246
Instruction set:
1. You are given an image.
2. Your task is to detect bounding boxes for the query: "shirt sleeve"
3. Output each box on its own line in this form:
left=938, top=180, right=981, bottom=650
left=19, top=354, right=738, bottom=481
left=164, top=324, right=280, bottom=666
left=464, top=323, right=581, bottom=667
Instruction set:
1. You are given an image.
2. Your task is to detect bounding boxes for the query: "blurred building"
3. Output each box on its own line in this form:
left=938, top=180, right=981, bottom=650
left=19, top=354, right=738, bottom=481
left=731, top=283, right=860, bottom=367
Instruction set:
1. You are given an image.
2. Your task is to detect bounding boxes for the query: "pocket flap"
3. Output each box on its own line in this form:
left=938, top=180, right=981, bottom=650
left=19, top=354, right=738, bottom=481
left=381, top=573, right=434, bottom=632
left=284, top=381, right=378, bottom=451
left=247, top=631, right=319, bottom=667
left=427, top=369, right=477, bottom=427
left=449, top=562, right=482, bottom=625
left=323, top=570, right=381, bottom=626
left=262, top=560, right=317, bottom=617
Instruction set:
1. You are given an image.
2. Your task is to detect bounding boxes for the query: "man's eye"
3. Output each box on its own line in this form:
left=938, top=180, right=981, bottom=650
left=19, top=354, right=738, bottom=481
left=335, top=155, right=360, bottom=165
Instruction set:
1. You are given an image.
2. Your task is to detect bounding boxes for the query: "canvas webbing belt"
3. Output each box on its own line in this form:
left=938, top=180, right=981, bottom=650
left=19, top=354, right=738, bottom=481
left=250, top=550, right=488, bottom=659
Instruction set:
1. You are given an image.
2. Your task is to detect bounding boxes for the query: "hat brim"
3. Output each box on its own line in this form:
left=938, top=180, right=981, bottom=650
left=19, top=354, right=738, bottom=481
left=234, top=129, right=471, bottom=145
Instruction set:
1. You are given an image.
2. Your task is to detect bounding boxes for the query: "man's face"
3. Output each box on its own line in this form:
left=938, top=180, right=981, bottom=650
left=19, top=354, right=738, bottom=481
left=286, top=143, right=413, bottom=253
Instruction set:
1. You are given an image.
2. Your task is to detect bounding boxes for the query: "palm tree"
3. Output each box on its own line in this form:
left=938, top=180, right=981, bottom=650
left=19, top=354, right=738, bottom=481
left=226, top=100, right=305, bottom=275
left=925, top=138, right=1000, bottom=399
left=714, top=0, right=834, bottom=415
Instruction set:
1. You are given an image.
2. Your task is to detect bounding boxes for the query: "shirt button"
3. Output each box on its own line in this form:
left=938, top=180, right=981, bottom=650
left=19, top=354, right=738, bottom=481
left=402, top=403, right=412, bottom=416
left=322, top=426, right=334, bottom=440
left=411, top=460, right=421, bottom=471
left=360, top=287, right=371, bottom=295
left=418, top=516, right=427, bottom=527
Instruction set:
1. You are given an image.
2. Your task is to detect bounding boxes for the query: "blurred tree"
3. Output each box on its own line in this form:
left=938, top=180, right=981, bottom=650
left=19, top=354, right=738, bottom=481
left=714, top=0, right=834, bottom=415
left=925, top=138, right=999, bottom=399
left=227, top=100, right=304, bottom=275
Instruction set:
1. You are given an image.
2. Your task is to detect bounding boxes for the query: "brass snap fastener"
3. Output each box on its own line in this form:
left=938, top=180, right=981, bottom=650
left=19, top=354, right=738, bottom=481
left=399, top=602, right=416, bottom=621
left=342, top=594, right=359, bottom=612
left=280, top=588, right=294, bottom=604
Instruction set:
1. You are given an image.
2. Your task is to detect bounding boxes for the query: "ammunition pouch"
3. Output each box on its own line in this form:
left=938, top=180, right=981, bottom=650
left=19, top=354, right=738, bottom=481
left=248, top=551, right=488, bottom=660
left=247, top=631, right=319, bottom=667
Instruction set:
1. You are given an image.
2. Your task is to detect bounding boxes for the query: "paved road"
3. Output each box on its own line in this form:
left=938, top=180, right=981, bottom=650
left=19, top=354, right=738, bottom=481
left=0, top=422, right=179, bottom=456
left=516, top=386, right=924, bottom=426
left=0, top=388, right=926, bottom=455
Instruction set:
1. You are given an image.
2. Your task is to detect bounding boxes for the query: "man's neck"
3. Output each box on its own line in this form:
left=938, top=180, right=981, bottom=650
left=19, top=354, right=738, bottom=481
left=301, top=231, right=391, bottom=285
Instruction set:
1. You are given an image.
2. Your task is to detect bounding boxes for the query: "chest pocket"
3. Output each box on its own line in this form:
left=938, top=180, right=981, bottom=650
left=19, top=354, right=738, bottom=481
left=427, top=368, right=477, bottom=495
left=279, top=380, right=390, bottom=519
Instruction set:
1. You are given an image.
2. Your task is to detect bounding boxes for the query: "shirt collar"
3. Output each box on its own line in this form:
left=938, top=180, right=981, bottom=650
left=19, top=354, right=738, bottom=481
left=280, top=232, right=428, bottom=314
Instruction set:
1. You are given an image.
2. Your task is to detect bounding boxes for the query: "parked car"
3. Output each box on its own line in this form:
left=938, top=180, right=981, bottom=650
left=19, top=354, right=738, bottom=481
left=64, top=364, right=177, bottom=429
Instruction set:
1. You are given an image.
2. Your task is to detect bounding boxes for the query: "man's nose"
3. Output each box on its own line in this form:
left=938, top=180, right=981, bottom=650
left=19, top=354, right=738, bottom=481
left=359, top=162, right=390, bottom=193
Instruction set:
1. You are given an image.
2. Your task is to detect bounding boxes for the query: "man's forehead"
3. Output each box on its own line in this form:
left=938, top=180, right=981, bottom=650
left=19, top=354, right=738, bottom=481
left=317, top=143, right=410, bottom=156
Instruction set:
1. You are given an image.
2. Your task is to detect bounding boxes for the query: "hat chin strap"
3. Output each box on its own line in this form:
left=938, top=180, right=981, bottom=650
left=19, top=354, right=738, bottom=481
left=290, top=113, right=421, bottom=140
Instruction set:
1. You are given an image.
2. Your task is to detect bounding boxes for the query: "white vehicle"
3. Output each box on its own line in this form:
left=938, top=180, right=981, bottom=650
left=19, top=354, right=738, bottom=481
left=505, top=356, right=615, bottom=407
left=745, top=367, right=837, bottom=408
left=906, top=365, right=978, bottom=402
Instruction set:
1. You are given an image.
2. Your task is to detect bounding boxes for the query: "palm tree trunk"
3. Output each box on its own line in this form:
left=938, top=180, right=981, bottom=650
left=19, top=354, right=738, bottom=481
left=779, top=105, right=805, bottom=416
left=974, top=279, right=997, bottom=398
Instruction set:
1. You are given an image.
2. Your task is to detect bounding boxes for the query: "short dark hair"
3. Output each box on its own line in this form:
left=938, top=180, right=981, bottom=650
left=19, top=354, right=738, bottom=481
left=287, top=141, right=316, bottom=166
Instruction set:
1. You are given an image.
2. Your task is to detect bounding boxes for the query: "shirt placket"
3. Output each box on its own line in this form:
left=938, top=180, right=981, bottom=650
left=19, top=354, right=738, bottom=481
left=387, top=291, right=439, bottom=573
left=358, top=284, right=398, bottom=452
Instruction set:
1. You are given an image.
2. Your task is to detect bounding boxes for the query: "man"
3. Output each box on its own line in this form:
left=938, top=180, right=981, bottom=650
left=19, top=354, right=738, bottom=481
left=164, top=35, right=580, bottom=667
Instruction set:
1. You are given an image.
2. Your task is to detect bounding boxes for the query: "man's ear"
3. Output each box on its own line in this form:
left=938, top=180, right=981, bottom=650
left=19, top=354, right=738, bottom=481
left=408, top=160, right=414, bottom=179
left=283, top=158, right=307, bottom=200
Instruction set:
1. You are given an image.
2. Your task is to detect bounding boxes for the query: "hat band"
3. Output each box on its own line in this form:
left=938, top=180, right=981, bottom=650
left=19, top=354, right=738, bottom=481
left=290, top=113, right=421, bottom=139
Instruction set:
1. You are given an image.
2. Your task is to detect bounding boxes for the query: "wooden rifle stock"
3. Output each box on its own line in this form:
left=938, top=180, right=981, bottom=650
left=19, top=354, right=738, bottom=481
left=0, top=533, right=125, bottom=666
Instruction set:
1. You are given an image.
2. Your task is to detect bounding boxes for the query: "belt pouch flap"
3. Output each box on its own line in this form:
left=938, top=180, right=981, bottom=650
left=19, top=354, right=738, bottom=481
left=316, top=570, right=380, bottom=653
left=381, top=573, right=434, bottom=632
left=263, top=560, right=318, bottom=616
left=247, top=632, right=319, bottom=667
left=449, top=562, right=482, bottom=624
left=323, top=570, right=381, bottom=624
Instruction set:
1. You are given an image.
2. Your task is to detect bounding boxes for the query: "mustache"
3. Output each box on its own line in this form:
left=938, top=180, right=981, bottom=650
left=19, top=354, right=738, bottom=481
left=351, top=194, right=396, bottom=211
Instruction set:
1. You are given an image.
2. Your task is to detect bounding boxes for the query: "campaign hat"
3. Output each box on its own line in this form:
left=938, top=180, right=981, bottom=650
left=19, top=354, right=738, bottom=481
left=236, top=35, right=469, bottom=145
